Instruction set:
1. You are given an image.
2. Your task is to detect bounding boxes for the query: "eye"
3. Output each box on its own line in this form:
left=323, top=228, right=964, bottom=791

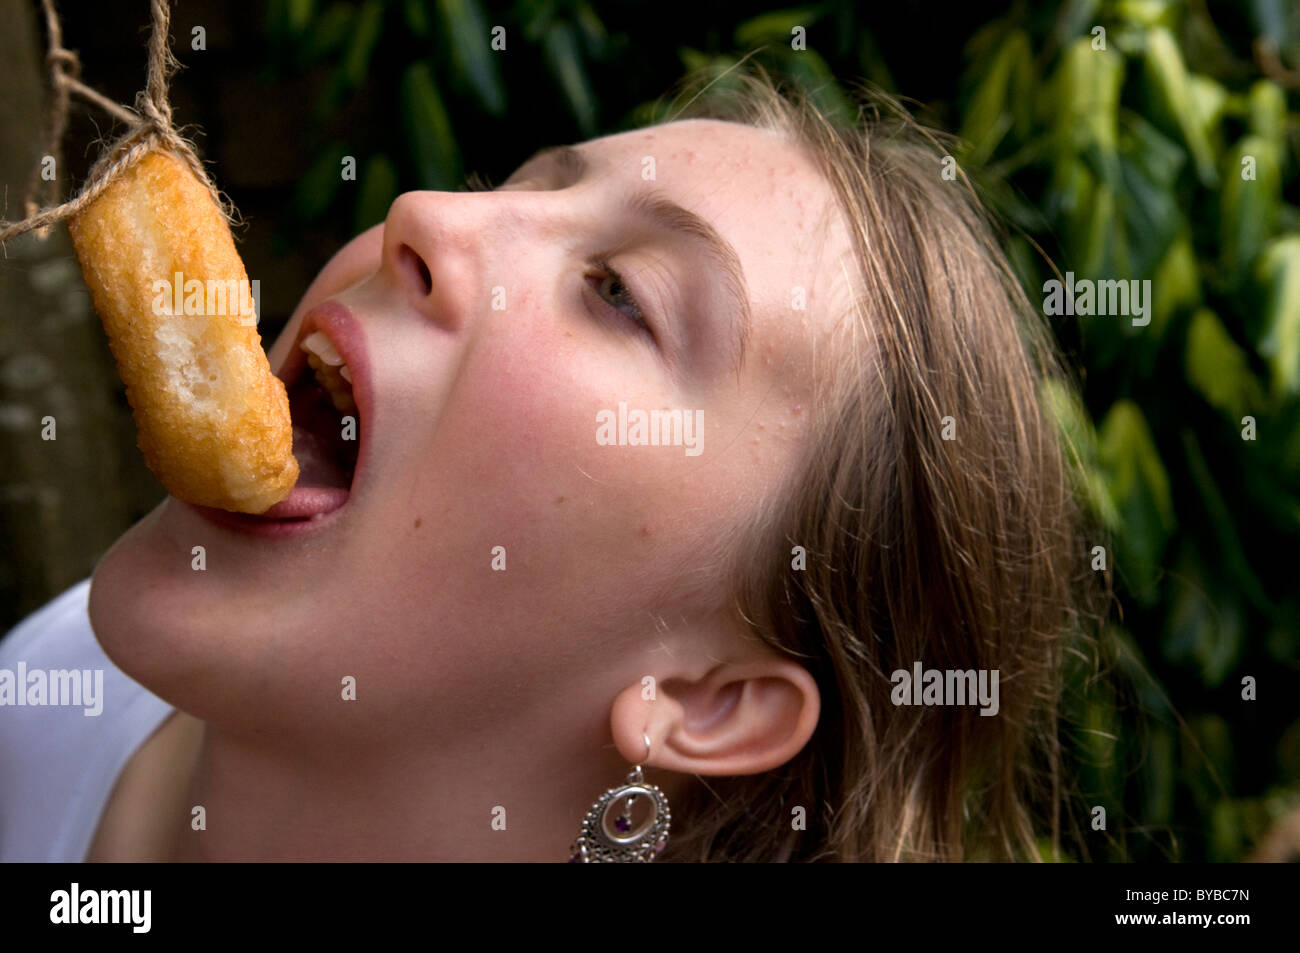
left=586, top=258, right=651, bottom=334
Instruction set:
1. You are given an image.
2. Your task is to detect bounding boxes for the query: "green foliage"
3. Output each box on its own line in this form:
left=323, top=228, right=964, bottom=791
left=946, top=0, right=1300, bottom=861
left=262, top=0, right=1300, bottom=861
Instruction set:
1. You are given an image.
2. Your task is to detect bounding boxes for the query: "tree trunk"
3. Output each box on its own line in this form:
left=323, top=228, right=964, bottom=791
left=0, top=0, right=163, bottom=636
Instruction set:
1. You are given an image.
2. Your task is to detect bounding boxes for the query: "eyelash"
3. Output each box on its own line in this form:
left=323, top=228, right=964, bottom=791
left=587, top=258, right=651, bottom=335
left=463, top=172, right=653, bottom=340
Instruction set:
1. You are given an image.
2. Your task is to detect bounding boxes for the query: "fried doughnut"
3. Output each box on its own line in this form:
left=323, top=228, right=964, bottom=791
left=68, top=150, right=298, bottom=514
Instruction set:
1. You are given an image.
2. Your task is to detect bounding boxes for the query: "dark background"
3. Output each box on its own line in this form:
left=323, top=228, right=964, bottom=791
left=2, top=0, right=1298, bottom=863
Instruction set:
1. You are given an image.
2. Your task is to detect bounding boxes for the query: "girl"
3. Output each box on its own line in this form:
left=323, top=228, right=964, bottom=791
left=0, top=65, right=1100, bottom=862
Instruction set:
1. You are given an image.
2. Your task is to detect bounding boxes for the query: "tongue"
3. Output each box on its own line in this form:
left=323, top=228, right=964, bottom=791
left=257, top=381, right=353, bottom=520
left=256, top=425, right=350, bottom=519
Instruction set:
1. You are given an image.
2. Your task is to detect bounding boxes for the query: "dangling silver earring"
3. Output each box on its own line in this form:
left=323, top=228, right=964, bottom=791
left=569, top=732, right=671, bottom=862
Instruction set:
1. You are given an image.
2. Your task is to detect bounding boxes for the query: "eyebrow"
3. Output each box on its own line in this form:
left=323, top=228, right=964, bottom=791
left=511, top=145, right=752, bottom=371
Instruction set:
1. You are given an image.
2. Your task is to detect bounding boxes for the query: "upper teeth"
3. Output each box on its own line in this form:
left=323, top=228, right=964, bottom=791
left=300, top=331, right=356, bottom=414
left=302, top=331, right=344, bottom=366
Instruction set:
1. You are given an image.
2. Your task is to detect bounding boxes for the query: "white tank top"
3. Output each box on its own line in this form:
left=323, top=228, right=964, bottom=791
left=0, top=579, right=175, bottom=861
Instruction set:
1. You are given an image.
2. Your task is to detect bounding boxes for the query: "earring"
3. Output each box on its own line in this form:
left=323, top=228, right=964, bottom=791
left=568, top=732, right=671, bottom=862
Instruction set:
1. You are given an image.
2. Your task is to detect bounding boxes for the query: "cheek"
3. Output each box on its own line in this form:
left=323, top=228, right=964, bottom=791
left=384, top=311, right=714, bottom=618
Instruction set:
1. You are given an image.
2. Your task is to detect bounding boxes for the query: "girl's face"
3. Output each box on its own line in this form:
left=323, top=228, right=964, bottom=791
left=90, top=119, right=849, bottom=758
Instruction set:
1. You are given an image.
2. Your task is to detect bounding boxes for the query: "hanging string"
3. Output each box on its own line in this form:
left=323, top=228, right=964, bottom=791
left=0, top=0, right=239, bottom=246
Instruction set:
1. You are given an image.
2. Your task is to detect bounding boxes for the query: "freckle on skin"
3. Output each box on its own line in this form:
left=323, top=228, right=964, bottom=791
left=414, top=517, right=422, bottom=529
left=555, top=496, right=566, bottom=504
left=640, top=523, right=651, bottom=538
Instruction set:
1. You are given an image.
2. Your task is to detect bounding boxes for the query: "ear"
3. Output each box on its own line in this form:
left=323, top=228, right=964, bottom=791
left=610, top=657, right=820, bottom=776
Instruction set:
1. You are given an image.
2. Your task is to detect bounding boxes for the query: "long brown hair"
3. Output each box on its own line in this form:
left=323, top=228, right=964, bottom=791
left=654, top=64, right=1107, bottom=861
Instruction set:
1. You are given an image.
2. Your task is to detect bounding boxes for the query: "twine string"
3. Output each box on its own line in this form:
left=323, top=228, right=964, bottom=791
left=0, top=0, right=238, bottom=246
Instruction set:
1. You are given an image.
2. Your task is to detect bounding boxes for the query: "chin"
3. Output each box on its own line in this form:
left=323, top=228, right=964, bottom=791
left=87, top=502, right=261, bottom=717
left=86, top=500, right=364, bottom=735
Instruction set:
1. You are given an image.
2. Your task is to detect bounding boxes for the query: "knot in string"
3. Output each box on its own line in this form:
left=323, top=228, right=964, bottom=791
left=0, top=0, right=239, bottom=247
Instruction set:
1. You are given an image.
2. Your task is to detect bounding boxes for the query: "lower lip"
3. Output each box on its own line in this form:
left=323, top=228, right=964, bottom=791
left=183, top=489, right=348, bottom=538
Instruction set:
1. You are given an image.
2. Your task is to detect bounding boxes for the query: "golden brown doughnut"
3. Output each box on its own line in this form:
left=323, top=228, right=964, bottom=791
left=68, top=150, right=298, bottom=514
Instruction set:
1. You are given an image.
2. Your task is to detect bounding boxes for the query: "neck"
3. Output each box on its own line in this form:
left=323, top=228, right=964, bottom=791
left=168, top=716, right=656, bottom=862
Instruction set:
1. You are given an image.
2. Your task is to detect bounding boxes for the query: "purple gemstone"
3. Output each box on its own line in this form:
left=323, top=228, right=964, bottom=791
left=654, top=839, right=665, bottom=853
left=615, top=816, right=631, bottom=833
left=568, top=853, right=580, bottom=862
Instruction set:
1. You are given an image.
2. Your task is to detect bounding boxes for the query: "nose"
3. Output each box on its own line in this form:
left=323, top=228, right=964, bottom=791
left=381, top=189, right=553, bottom=334
left=379, top=191, right=461, bottom=332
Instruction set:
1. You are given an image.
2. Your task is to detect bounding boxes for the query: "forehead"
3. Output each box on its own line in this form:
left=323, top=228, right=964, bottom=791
left=581, top=119, right=838, bottom=261
left=579, top=119, right=852, bottom=380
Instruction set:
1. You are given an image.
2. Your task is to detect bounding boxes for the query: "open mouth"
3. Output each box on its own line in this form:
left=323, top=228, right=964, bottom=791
left=187, top=306, right=368, bottom=530
left=252, top=327, right=362, bottom=521
left=288, top=365, right=359, bottom=496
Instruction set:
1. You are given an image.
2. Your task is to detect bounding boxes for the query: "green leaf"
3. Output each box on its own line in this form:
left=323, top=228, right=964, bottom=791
left=288, top=0, right=316, bottom=36
left=1114, top=0, right=1168, bottom=27
left=404, top=0, right=432, bottom=37
left=401, top=61, right=461, bottom=191
left=1041, top=377, right=1120, bottom=531
left=1144, top=723, right=1177, bottom=827
left=1248, top=80, right=1288, bottom=154
left=346, top=0, right=385, bottom=84
left=1220, top=136, right=1281, bottom=282
left=1055, top=39, right=1123, bottom=175
left=679, top=48, right=738, bottom=82
left=265, top=0, right=318, bottom=49
left=542, top=22, right=597, bottom=136
left=1164, top=567, right=1244, bottom=688
left=573, top=2, right=608, bottom=58
left=1185, top=308, right=1264, bottom=420
left=1115, top=151, right=1180, bottom=278
left=1082, top=692, right=1122, bottom=806
left=1180, top=428, right=1274, bottom=614
left=1098, top=400, right=1175, bottom=600
left=1076, top=180, right=1122, bottom=277
left=438, top=0, right=507, bottom=116
left=1209, top=799, right=1245, bottom=861
left=1119, top=109, right=1186, bottom=189
left=297, top=2, right=354, bottom=67
left=1098, top=401, right=1175, bottom=526
left=1053, top=0, right=1103, bottom=46
left=354, top=154, right=400, bottom=233
left=1182, top=714, right=1234, bottom=812
left=959, top=29, right=1032, bottom=167
left=1255, top=236, right=1300, bottom=398
left=314, top=0, right=385, bottom=121
left=734, top=7, right=820, bottom=47
left=290, top=140, right=350, bottom=222
left=780, top=48, right=855, bottom=126
left=1187, top=74, right=1228, bottom=158
left=1142, top=27, right=1218, bottom=186
left=1149, top=232, right=1200, bottom=338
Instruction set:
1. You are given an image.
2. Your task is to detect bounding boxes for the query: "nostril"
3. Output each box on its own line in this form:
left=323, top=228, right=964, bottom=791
left=399, top=243, right=433, bottom=296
